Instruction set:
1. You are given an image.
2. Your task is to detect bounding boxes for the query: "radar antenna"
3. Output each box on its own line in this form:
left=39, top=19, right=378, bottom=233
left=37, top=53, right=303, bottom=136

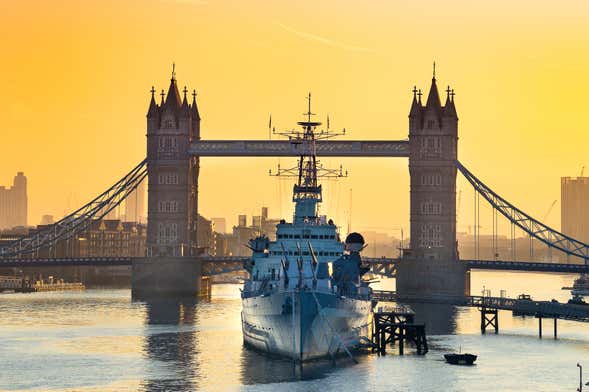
left=269, top=93, right=348, bottom=223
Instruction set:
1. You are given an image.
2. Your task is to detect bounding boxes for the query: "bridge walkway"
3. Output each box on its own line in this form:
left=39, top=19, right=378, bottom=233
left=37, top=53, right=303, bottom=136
left=372, top=290, right=589, bottom=323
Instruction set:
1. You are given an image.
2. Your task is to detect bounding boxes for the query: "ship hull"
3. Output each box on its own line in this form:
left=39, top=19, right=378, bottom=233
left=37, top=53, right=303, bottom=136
left=241, top=290, right=372, bottom=361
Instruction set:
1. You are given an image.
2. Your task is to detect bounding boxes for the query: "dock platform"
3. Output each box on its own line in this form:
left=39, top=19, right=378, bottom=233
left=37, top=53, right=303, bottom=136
left=372, top=307, right=428, bottom=355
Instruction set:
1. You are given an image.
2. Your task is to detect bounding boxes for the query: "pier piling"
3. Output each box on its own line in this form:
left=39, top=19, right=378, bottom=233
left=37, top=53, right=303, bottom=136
left=480, top=307, right=498, bottom=334
left=372, top=310, right=428, bottom=355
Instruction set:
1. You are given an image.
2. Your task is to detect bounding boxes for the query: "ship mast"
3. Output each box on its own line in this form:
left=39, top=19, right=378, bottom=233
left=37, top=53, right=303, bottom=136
left=270, top=93, right=346, bottom=224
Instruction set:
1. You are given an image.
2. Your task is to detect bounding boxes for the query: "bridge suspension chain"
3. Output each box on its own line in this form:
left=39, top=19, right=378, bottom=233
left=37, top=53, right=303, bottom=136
left=456, top=160, right=589, bottom=264
left=0, top=160, right=148, bottom=258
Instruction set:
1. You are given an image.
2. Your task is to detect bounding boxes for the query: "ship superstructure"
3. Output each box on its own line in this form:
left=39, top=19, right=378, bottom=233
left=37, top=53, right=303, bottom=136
left=240, top=95, right=373, bottom=361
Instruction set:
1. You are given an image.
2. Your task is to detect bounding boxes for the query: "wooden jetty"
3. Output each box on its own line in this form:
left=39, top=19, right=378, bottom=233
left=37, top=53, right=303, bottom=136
left=372, top=307, right=428, bottom=355
left=373, top=290, right=589, bottom=339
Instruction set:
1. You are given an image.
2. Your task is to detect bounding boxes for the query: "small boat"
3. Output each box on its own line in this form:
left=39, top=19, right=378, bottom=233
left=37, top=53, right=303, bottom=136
left=571, top=274, right=589, bottom=296
left=568, top=294, right=588, bottom=306
left=444, top=353, right=477, bottom=366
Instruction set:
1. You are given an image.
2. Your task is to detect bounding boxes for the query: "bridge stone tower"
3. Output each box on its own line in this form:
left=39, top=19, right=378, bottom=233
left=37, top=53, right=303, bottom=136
left=396, top=70, right=469, bottom=296
left=133, top=69, right=204, bottom=297
left=145, top=69, right=200, bottom=257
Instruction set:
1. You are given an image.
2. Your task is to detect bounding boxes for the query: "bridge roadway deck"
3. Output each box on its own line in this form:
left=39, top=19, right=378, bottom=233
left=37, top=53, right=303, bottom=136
left=0, top=256, right=392, bottom=268
left=372, top=291, right=589, bottom=322
left=0, top=256, right=248, bottom=268
left=0, top=256, right=587, bottom=275
left=465, top=259, right=589, bottom=273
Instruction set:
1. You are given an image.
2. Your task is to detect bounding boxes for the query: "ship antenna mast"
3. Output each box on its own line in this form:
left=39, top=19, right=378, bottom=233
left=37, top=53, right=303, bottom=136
left=269, top=93, right=348, bottom=223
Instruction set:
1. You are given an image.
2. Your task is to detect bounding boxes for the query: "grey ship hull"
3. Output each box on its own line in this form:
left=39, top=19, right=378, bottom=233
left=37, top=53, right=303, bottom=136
left=242, top=290, right=372, bottom=361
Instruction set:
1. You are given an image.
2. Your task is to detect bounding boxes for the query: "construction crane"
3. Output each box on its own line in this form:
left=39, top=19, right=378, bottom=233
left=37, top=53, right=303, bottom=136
left=543, top=199, right=558, bottom=222
left=456, top=189, right=462, bottom=222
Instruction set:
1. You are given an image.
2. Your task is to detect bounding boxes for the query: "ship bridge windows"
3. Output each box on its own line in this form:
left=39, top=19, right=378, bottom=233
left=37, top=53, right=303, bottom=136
left=277, top=232, right=336, bottom=240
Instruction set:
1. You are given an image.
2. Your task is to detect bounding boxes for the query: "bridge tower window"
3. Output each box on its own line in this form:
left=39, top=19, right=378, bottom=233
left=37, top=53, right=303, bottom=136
left=420, top=173, right=442, bottom=186
left=421, top=201, right=442, bottom=215
left=419, top=224, right=442, bottom=248
left=158, top=172, right=179, bottom=185
left=158, top=201, right=178, bottom=213
left=158, top=136, right=178, bottom=152
left=157, top=223, right=178, bottom=244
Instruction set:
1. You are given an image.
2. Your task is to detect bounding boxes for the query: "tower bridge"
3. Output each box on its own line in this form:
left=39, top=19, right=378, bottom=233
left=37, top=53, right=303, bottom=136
left=1, top=68, right=588, bottom=297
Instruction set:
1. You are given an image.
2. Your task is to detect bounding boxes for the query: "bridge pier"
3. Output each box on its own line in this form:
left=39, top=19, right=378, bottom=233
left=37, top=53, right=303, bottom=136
left=395, top=258, right=470, bottom=297
left=480, top=307, right=498, bottom=334
left=132, top=256, right=206, bottom=298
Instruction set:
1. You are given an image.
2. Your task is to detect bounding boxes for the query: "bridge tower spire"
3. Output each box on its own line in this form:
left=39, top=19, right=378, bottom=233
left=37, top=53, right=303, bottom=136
left=146, top=67, right=200, bottom=257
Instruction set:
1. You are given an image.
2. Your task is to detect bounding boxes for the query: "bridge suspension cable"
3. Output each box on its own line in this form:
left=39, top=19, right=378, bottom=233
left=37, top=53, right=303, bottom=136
left=0, top=160, right=148, bottom=258
left=456, top=160, right=589, bottom=264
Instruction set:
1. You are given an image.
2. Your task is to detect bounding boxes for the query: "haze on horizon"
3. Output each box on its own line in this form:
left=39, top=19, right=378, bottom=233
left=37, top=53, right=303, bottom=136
left=1, top=0, right=588, bottom=237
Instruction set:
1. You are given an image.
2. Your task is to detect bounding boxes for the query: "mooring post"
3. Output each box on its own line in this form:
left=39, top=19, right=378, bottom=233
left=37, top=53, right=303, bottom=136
left=538, top=315, right=543, bottom=338
left=494, top=309, right=499, bottom=334
left=480, top=308, right=486, bottom=334
left=373, top=317, right=379, bottom=352
left=399, top=327, right=404, bottom=355
left=554, top=317, right=557, bottom=340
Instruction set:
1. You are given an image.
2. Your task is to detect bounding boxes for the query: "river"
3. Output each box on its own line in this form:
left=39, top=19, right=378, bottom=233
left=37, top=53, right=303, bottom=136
left=0, top=271, right=588, bottom=391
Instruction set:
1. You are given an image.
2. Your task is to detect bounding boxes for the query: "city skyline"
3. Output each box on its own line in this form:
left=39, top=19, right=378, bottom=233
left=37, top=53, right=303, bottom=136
left=1, top=3, right=589, bottom=390
left=1, top=1, right=589, bottom=236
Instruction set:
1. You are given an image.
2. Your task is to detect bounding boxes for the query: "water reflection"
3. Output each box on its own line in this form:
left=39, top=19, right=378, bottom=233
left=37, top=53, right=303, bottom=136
left=139, top=297, right=200, bottom=392
left=410, top=303, right=459, bottom=335
left=239, top=346, right=352, bottom=385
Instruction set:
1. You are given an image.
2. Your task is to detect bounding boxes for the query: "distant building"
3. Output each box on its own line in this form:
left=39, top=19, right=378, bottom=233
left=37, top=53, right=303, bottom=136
left=0, top=219, right=146, bottom=258
left=40, top=215, right=54, bottom=225
left=125, top=181, right=146, bottom=223
left=197, top=214, right=214, bottom=253
left=561, top=177, right=589, bottom=243
left=212, top=232, right=232, bottom=256
left=211, top=217, right=227, bottom=234
left=224, top=207, right=281, bottom=256
left=82, top=220, right=147, bottom=257
left=238, top=214, right=247, bottom=228
left=102, top=207, right=121, bottom=220
left=0, top=172, right=27, bottom=229
left=362, top=231, right=403, bottom=258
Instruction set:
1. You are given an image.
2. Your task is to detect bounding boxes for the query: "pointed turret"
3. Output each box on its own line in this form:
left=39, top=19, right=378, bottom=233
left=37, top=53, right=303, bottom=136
left=191, top=89, right=201, bottom=121
left=425, top=76, right=442, bottom=110
left=409, top=86, right=422, bottom=118
left=180, top=86, right=191, bottom=117
left=164, top=76, right=182, bottom=112
left=147, top=86, right=159, bottom=118
left=425, top=62, right=442, bottom=111
left=443, top=87, right=457, bottom=119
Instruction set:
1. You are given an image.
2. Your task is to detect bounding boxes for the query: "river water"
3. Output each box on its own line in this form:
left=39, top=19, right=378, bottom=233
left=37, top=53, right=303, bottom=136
left=1, top=271, right=588, bottom=392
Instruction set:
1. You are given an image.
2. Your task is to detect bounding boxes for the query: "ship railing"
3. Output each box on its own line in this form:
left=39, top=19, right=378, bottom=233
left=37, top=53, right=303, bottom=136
left=336, top=285, right=372, bottom=300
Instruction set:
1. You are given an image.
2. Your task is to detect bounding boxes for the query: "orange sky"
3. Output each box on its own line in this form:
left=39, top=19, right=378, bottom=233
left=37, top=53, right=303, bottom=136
left=1, top=0, right=588, bottom=237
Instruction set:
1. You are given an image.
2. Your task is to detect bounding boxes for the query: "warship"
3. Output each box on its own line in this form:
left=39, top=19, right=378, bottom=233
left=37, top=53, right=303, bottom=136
left=241, top=95, right=374, bottom=361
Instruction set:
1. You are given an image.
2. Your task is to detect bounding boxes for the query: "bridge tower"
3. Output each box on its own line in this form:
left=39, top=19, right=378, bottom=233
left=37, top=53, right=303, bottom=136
left=133, top=68, right=203, bottom=297
left=396, top=68, right=469, bottom=296
left=145, top=68, right=200, bottom=257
